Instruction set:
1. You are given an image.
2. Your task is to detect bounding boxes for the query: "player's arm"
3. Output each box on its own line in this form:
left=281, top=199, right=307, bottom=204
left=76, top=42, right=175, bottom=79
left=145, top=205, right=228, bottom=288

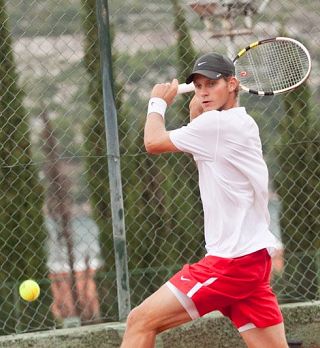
left=144, top=79, right=181, bottom=154
left=144, top=114, right=178, bottom=154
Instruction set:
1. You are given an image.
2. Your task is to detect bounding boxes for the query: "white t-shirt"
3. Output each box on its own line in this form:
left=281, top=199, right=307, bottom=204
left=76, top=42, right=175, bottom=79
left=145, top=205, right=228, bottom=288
left=169, top=107, right=280, bottom=258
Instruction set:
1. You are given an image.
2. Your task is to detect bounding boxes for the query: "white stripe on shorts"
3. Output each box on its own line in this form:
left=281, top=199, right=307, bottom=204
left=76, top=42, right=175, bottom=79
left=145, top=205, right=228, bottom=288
left=187, top=277, right=218, bottom=298
left=238, top=323, right=257, bottom=332
left=166, top=281, right=200, bottom=320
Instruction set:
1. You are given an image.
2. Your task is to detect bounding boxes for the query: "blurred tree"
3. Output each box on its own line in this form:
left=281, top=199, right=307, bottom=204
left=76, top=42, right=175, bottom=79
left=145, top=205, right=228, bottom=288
left=82, top=0, right=137, bottom=320
left=0, top=0, right=53, bottom=334
left=171, top=0, right=197, bottom=121
left=168, top=0, right=204, bottom=263
left=274, top=83, right=320, bottom=301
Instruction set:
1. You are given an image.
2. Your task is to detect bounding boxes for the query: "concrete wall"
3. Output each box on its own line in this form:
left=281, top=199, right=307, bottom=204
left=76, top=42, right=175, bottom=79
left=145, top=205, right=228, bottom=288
left=0, top=302, right=319, bottom=348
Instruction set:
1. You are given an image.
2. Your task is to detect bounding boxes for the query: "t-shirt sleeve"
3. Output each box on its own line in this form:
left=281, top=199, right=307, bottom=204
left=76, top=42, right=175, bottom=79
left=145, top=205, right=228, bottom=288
left=169, top=111, right=221, bottom=161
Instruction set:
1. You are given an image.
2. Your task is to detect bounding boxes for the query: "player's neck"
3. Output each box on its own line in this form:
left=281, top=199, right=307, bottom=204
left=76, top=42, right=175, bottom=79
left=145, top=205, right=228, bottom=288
left=219, top=96, right=239, bottom=111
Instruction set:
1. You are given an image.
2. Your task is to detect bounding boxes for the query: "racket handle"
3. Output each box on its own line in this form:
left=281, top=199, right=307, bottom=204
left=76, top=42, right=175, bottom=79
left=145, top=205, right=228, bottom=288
left=177, top=82, right=195, bottom=94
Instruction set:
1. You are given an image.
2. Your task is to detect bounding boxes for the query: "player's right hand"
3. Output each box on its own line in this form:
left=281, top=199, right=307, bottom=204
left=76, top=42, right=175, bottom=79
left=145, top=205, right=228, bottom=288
left=151, top=79, right=178, bottom=106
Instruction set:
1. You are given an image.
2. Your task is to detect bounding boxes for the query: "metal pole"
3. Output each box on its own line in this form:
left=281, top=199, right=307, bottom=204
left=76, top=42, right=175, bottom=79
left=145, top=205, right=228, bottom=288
left=95, top=0, right=131, bottom=321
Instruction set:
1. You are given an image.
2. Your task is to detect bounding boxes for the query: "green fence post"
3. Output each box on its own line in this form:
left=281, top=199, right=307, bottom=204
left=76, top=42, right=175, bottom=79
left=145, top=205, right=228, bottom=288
left=96, top=0, right=131, bottom=321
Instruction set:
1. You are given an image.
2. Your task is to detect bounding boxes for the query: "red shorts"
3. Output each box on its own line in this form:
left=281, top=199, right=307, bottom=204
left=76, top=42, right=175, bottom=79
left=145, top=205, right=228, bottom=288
left=167, top=249, right=283, bottom=332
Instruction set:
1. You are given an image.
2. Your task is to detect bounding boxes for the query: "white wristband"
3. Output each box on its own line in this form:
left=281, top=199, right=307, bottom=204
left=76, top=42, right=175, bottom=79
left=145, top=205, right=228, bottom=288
left=147, top=97, right=167, bottom=119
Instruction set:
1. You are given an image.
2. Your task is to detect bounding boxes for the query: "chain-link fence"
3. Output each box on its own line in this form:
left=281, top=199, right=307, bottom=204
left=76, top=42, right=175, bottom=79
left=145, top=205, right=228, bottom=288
left=0, top=0, right=319, bottom=337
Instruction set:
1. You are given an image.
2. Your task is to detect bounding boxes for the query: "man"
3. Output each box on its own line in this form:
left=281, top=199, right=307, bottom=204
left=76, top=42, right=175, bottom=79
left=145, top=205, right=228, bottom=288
left=121, top=53, right=288, bottom=348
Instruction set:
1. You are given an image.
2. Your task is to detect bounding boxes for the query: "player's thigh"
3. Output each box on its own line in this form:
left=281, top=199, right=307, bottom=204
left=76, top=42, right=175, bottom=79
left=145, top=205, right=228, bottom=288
left=130, top=284, right=193, bottom=333
left=240, top=323, right=288, bottom=348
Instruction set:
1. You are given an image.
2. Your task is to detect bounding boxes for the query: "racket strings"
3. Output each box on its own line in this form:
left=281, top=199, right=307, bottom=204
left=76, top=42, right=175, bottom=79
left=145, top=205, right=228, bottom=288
left=266, top=41, right=307, bottom=88
left=235, top=40, right=310, bottom=93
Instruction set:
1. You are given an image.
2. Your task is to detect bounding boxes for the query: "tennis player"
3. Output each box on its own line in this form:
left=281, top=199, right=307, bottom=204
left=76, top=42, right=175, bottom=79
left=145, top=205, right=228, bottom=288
left=121, top=53, right=288, bottom=348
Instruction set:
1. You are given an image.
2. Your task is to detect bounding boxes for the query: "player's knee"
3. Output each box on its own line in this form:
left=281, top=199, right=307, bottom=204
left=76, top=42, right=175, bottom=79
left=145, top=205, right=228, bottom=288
left=125, top=305, right=151, bottom=332
left=125, top=307, right=141, bottom=330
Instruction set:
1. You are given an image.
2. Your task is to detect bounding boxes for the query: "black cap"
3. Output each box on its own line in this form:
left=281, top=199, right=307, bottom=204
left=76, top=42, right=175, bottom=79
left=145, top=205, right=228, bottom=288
left=186, top=53, right=235, bottom=84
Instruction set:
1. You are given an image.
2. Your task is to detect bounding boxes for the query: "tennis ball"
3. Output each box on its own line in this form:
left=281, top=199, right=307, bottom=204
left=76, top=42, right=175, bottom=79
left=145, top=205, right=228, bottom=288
left=19, top=280, right=40, bottom=302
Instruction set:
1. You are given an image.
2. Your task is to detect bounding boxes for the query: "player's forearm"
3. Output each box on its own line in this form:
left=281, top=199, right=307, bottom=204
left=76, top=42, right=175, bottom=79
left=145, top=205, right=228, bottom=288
left=144, top=113, right=168, bottom=153
left=144, top=79, right=180, bottom=154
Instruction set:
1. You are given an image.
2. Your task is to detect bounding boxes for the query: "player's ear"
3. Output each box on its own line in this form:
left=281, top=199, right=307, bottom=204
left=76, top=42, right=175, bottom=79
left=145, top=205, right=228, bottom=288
left=228, top=76, right=238, bottom=92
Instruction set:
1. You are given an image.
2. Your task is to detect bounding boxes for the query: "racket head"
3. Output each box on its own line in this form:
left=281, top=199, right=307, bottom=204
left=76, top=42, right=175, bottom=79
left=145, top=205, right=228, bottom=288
left=233, top=37, right=312, bottom=95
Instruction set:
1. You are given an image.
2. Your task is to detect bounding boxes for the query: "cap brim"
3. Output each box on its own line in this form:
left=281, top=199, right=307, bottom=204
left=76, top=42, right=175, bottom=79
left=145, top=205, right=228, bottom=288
left=186, top=70, right=223, bottom=84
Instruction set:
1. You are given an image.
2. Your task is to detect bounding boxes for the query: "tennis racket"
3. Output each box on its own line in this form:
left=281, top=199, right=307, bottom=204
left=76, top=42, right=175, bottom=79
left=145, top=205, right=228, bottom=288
left=177, top=37, right=311, bottom=96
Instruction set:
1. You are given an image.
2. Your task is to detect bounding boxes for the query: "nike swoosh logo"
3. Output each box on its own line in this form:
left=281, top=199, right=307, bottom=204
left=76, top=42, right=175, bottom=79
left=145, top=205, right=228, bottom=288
left=197, top=62, right=206, bottom=66
left=181, top=276, right=190, bottom=281
left=216, top=73, right=222, bottom=77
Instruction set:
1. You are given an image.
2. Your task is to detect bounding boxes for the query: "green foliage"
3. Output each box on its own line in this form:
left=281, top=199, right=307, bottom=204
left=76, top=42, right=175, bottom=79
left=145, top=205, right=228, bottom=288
left=171, top=0, right=196, bottom=83
left=171, top=0, right=197, bottom=119
left=82, top=0, right=143, bottom=320
left=0, top=0, right=53, bottom=334
left=274, top=83, right=320, bottom=301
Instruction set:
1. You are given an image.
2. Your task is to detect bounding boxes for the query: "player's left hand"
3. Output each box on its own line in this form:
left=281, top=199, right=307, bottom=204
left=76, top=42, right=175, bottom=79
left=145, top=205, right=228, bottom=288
left=189, top=94, right=204, bottom=121
left=151, top=79, right=178, bottom=106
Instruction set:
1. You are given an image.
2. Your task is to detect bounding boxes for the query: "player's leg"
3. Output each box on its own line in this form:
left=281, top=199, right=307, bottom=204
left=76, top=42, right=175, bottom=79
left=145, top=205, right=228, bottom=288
left=223, top=249, right=287, bottom=348
left=120, top=284, right=193, bottom=348
left=240, top=322, right=288, bottom=348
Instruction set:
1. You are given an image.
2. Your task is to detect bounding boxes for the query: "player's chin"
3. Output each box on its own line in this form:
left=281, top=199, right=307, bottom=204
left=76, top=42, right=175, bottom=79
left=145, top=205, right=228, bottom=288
left=202, top=103, right=219, bottom=112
